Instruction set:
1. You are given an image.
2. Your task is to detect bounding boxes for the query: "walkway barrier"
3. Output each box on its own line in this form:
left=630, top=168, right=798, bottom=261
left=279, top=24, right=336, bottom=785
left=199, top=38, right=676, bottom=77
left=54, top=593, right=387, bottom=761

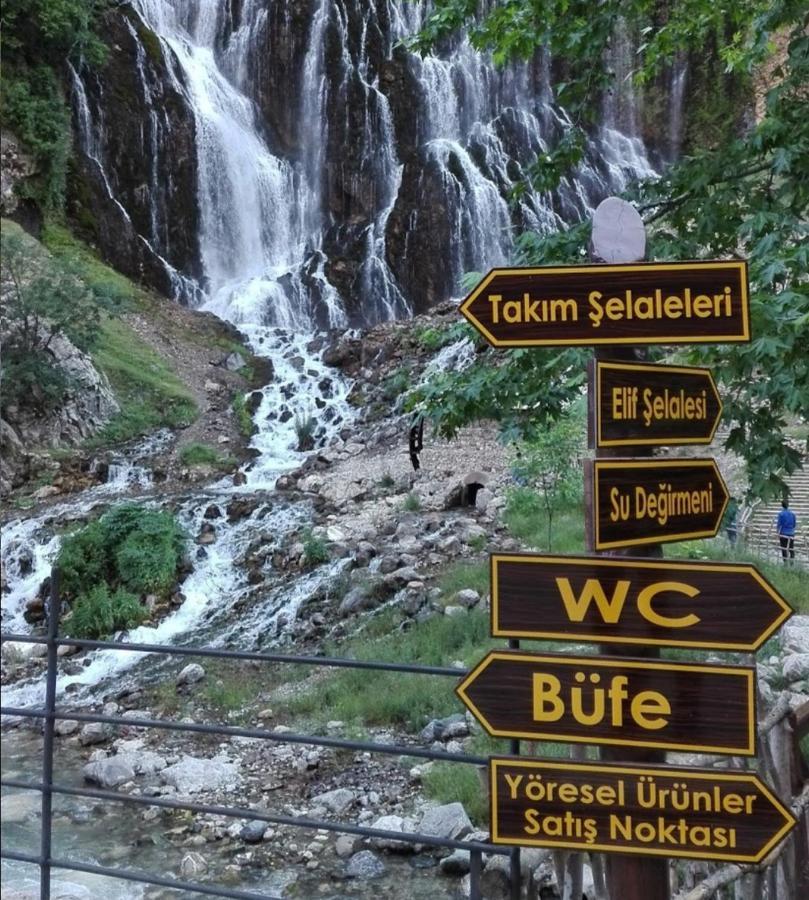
left=1, top=570, right=518, bottom=900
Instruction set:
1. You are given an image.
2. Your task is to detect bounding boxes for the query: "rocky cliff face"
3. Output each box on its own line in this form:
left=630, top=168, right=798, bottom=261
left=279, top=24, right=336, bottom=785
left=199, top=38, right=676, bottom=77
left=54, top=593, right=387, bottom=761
left=0, top=330, right=119, bottom=495
left=65, top=1, right=657, bottom=325
left=68, top=6, right=202, bottom=301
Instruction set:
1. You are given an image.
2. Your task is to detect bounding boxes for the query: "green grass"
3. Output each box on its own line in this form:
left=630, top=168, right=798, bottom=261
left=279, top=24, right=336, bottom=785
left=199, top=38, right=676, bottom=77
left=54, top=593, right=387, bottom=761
left=422, top=733, right=571, bottom=825
left=232, top=393, right=255, bottom=437
left=41, top=223, right=137, bottom=310
left=178, top=442, right=235, bottom=470
left=437, top=561, right=489, bottom=598
left=280, top=609, right=496, bottom=730
left=89, top=315, right=197, bottom=445
left=503, top=490, right=586, bottom=554
left=301, top=528, right=330, bottom=566
left=402, top=492, right=421, bottom=512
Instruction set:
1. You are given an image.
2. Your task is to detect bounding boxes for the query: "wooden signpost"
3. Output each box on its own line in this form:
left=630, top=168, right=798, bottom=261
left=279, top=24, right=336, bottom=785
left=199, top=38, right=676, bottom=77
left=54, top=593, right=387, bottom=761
left=456, top=651, right=756, bottom=755
left=489, top=758, right=796, bottom=864
left=459, top=260, right=750, bottom=347
left=585, top=458, right=729, bottom=549
left=490, top=553, right=792, bottom=651
left=589, top=360, right=722, bottom=447
left=453, top=197, right=794, bottom=899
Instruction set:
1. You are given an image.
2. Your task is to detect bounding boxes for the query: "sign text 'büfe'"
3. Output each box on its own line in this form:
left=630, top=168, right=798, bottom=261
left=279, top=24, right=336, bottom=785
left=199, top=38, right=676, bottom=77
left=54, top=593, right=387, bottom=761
left=460, top=261, right=749, bottom=347
left=489, top=759, right=795, bottom=864
left=456, top=652, right=755, bottom=755
left=490, top=554, right=792, bottom=651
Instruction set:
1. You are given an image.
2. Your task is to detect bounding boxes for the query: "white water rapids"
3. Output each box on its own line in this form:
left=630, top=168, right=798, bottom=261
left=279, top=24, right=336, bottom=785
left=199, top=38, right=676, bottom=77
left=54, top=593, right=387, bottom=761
left=1, top=4, right=665, bottom=896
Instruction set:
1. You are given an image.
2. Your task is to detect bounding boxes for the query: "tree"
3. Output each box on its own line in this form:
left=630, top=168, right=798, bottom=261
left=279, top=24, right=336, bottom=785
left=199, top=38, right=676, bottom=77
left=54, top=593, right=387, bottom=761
left=0, top=229, right=102, bottom=413
left=512, top=413, right=583, bottom=550
left=409, top=0, right=809, bottom=501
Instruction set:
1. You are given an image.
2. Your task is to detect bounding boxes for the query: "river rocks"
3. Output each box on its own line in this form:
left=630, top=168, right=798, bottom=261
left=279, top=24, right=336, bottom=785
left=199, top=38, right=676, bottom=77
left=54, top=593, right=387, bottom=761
left=54, top=719, right=80, bottom=737
left=196, top=522, right=216, bottom=545
left=345, top=849, right=386, bottom=879
left=240, top=820, right=268, bottom=843
left=176, top=663, right=206, bottom=686
left=161, top=755, right=242, bottom=795
left=368, top=814, right=417, bottom=851
left=83, top=756, right=136, bottom=789
left=440, top=848, right=471, bottom=875
left=420, top=714, right=470, bottom=744
left=310, top=787, right=356, bottom=816
left=180, top=852, right=208, bottom=878
left=79, top=722, right=115, bottom=746
left=418, top=802, right=473, bottom=840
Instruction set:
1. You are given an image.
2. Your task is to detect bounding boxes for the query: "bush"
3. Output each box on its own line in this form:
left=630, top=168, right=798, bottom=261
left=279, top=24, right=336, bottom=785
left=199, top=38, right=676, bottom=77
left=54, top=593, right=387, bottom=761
left=301, top=528, right=330, bottom=567
left=0, top=226, right=105, bottom=414
left=403, top=492, right=421, bottom=512
left=57, top=504, right=186, bottom=636
left=294, top=414, right=316, bottom=451
left=66, top=584, right=146, bottom=639
left=178, top=443, right=235, bottom=470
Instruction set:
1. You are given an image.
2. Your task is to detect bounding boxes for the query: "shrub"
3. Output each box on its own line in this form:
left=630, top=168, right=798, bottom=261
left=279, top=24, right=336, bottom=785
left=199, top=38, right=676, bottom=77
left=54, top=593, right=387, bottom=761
left=0, top=227, right=104, bottom=414
left=66, top=584, right=146, bottom=639
left=178, top=443, right=234, bottom=469
left=403, top=492, right=421, bottom=512
left=294, top=414, right=316, bottom=451
left=57, top=504, right=186, bottom=637
left=232, top=393, right=255, bottom=437
left=301, top=528, right=330, bottom=567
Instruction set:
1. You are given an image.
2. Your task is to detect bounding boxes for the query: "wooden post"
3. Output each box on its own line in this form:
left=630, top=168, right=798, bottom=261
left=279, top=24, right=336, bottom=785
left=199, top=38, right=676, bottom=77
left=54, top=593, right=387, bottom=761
left=587, top=197, right=671, bottom=900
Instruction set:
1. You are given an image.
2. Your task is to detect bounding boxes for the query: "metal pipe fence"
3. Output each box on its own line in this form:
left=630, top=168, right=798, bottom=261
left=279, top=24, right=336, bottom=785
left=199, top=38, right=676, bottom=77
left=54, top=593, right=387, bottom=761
left=0, top=571, right=520, bottom=900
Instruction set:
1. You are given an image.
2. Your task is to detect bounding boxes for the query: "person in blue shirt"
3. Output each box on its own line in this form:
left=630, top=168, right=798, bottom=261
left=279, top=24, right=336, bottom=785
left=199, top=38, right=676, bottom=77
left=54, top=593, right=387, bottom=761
left=776, top=499, right=797, bottom=564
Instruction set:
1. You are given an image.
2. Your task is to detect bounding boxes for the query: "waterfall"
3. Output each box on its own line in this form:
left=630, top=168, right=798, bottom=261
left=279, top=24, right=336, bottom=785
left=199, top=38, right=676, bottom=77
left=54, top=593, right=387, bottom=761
left=68, top=0, right=655, bottom=326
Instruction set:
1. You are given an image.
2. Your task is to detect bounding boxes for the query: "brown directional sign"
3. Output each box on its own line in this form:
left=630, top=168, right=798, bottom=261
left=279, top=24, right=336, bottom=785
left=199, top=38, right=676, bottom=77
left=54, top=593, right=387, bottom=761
left=585, top=458, right=729, bottom=550
left=456, top=651, right=755, bottom=755
left=490, top=554, right=792, bottom=652
left=589, top=360, right=723, bottom=447
left=459, top=261, right=750, bottom=348
left=489, top=758, right=796, bottom=864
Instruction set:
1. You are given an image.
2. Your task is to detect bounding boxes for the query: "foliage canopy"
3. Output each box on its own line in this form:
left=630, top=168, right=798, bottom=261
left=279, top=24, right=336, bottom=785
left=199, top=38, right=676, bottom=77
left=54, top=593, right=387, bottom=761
left=411, top=0, right=809, bottom=500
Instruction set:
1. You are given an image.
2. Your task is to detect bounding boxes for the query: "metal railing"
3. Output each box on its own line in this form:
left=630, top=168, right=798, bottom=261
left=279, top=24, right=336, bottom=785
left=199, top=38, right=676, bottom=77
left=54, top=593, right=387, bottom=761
left=0, top=571, right=520, bottom=900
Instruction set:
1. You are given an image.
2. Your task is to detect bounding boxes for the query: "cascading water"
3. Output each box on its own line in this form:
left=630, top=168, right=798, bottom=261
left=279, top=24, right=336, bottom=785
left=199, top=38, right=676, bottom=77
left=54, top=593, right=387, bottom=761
left=2, top=5, right=666, bottom=895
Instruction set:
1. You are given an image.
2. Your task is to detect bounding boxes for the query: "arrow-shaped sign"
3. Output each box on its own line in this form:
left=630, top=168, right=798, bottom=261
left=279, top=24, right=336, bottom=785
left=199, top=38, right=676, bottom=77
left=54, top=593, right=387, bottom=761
left=456, top=651, right=755, bottom=755
left=589, top=360, right=723, bottom=447
left=459, top=261, right=750, bottom=348
left=490, top=553, right=792, bottom=652
left=585, top=458, right=730, bottom=550
left=489, top=758, right=796, bottom=864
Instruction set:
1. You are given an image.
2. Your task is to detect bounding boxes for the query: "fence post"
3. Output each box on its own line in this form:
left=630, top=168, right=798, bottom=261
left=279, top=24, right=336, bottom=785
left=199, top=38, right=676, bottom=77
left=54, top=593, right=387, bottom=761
left=470, top=848, right=482, bottom=899
left=40, top=568, right=60, bottom=900
left=508, top=636, right=522, bottom=899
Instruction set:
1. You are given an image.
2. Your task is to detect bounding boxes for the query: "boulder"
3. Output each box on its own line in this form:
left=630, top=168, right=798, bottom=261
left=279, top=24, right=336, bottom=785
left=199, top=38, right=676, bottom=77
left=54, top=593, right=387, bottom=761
left=78, top=722, right=114, bottom=746
left=419, top=802, right=472, bottom=840
left=240, top=820, right=268, bottom=843
left=368, top=814, right=416, bottom=851
left=176, top=663, right=206, bottom=686
left=310, top=787, right=356, bottom=815
left=454, top=589, right=481, bottom=609
left=160, top=755, right=241, bottom=795
left=83, top=756, right=136, bottom=789
left=179, top=852, right=208, bottom=878
left=346, top=850, right=386, bottom=879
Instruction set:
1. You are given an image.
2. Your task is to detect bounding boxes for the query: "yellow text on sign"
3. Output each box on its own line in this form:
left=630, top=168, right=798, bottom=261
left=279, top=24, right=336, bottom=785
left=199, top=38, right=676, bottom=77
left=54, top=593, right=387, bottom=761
left=556, top=578, right=700, bottom=629
left=532, top=672, right=671, bottom=731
